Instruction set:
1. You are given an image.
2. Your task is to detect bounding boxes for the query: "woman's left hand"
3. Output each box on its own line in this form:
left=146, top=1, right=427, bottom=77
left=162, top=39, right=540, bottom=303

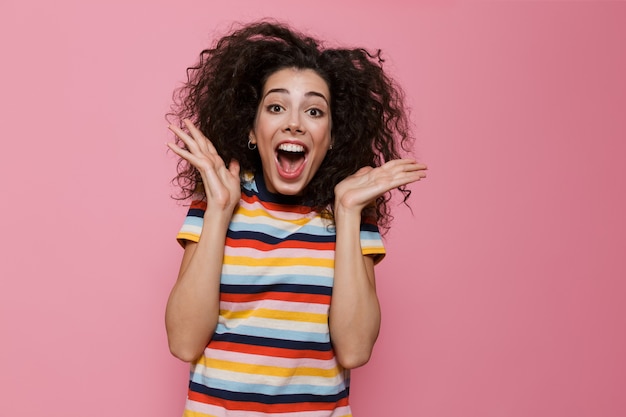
left=334, top=159, right=427, bottom=214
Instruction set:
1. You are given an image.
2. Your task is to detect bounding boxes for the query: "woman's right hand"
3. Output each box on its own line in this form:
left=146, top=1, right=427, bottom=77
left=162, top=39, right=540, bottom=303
left=166, top=118, right=238, bottom=362
left=167, top=119, right=241, bottom=214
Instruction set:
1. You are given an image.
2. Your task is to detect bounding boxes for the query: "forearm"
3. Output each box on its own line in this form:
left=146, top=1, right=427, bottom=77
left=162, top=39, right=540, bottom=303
left=165, top=212, right=231, bottom=362
left=329, top=206, right=381, bottom=369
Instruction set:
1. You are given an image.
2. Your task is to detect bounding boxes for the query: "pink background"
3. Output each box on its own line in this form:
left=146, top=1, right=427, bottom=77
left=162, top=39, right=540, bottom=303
left=1, top=1, right=625, bottom=416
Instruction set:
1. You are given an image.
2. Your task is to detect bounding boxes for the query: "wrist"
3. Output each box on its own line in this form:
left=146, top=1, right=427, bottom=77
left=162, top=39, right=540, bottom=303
left=333, top=202, right=362, bottom=228
left=202, top=207, right=234, bottom=231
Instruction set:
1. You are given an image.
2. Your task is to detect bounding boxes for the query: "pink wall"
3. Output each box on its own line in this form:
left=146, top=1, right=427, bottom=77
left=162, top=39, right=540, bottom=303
left=1, top=1, right=625, bottom=416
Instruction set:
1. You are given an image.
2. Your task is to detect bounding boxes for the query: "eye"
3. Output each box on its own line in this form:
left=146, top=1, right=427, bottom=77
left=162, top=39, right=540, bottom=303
left=306, top=108, right=324, bottom=118
left=267, top=104, right=283, bottom=113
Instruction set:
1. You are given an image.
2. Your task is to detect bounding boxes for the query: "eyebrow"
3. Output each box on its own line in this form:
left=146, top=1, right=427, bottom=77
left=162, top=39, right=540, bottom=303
left=264, top=88, right=329, bottom=104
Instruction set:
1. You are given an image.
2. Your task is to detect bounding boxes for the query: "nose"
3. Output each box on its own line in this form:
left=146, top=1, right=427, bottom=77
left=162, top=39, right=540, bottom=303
left=284, top=111, right=304, bottom=134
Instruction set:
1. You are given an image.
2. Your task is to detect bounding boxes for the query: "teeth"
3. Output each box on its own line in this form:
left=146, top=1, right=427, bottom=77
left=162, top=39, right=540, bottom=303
left=278, top=143, right=305, bottom=153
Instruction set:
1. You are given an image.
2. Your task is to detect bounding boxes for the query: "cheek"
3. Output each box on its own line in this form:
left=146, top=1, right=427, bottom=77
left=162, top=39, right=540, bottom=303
left=254, top=117, right=279, bottom=144
left=311, top=121, right=331, bottom=141
left=311, top=149, right=329, bottom=168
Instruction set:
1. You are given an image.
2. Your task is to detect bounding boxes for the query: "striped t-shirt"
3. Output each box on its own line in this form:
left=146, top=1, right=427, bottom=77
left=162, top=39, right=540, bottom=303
left=176, top=172, right=385, bottom=417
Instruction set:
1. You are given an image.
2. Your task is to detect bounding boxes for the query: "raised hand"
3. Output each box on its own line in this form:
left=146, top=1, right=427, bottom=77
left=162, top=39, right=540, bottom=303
left=167, top=119, right=241, bottom=214
left=334, top=159, right=427, bottom=214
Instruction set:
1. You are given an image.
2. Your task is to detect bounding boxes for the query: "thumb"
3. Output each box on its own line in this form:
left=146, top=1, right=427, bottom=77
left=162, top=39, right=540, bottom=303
left=354, top=166, right=373, bottom=176
left=228, top=159, right=241, bottom=177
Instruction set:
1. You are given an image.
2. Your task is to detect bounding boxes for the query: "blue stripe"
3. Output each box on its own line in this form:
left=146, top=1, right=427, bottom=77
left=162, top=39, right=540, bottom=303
left=220, top=283, right=332, bottom=296
left=228, top=225, right=336, bottom=241
left=190, top=375, right=347, bottom=397
left=221, top=273, right=334, bottom=288
left=360, top=230, right=384, bottom=241
left=183, top=215, right=203, bottom=228
left=188, top=208, right=205, bottom=218
left=189, top=382, right=347, bottom=404
left=211, top=333, right=332, bottom=352
left=215, top=324, right=330, bottom=344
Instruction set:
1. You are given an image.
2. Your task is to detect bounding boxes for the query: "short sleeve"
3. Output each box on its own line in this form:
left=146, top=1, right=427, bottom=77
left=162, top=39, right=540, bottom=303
left=176, top=199, right=207, bottom=247
left=360, top=214, right=386, bottom=264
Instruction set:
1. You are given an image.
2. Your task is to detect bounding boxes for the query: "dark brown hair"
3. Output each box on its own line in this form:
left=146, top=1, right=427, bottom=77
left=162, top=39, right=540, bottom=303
left=169, top=20, right=414, bottom=231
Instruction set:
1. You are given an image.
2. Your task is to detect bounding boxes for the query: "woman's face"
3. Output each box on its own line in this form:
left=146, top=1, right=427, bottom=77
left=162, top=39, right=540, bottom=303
left=250, top=67, right=332, bottom=195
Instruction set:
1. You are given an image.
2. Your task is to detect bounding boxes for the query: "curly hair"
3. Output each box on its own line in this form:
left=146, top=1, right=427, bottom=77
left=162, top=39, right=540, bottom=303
left=169, top=20, right=414, bottom=232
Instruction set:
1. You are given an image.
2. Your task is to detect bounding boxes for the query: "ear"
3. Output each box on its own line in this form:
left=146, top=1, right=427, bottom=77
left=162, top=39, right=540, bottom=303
left=249, top=130, right=257, bottom=144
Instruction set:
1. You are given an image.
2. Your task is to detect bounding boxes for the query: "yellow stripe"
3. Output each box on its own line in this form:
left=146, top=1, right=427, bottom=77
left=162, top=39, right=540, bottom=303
left=220, top=308, right=327, bottom=323
left=201, top=357, right=340, bottom=378
left=183, top=411, right=217, bottom=417
left=362, top=247, right=385, bottom=256
left=223, top=255, right=334, bottom=268
left=177, top=232, right=200, bottom=242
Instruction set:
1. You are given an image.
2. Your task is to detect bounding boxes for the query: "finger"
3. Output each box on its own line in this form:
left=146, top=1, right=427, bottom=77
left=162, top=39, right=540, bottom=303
left=202, top=164, right=234, bottom=206
left=167, top=141, right=224, bottom=182
left=169, top=122, right=228, bottom=174
left=383, top=162, right=428, bottom=180
left=228, top=159, right=241, bottom=178
left=364, top=167, right=424, bottom=194
left=399, top=161, right=427, bottom=171
left=166, top=141, right=204, bottom=167
left=402, top=162, right=428, bottom=172
left=381, top=159, right=427, bottom=171
left=388, top=170, right=426, bottom=188
left=168, top=124, right=200, bottom=154
left=166, top=141, right=190, bottom=157
left=396, top=163, right=428, bottom=175
left=183, top=119, right=219, bottom=155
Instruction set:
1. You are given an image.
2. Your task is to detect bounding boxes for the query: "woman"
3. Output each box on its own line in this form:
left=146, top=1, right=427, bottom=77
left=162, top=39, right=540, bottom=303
left=166, top=21, right=426, bottom=416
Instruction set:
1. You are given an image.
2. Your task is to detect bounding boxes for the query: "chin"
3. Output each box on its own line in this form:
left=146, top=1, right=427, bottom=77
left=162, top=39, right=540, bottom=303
left=272, top=181, right=307, bottom=196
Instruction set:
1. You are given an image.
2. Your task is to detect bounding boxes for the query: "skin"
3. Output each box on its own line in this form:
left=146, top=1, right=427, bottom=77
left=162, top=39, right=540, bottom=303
left=165, top=67, right=428, bottom=366
left=249, top=68, right=332, bottom=195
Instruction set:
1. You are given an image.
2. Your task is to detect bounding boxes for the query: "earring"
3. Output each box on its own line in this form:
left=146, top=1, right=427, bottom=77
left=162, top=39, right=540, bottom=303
left=247, top=138, right=257, bottom=150
left=329, top=143, right=333, bottom=150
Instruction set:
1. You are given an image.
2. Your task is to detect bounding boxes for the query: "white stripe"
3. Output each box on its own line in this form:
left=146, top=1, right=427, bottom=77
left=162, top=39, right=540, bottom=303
left=222, top=264, right=334, bottom=278
left=219, top=316, right=328, bottom=334
left=192, top=363, right=345, bottom=388
left=231, top=213, right=333, bottom=234
left=220, top=300, right=329, bottom=315
left=178, top=223, right=202, bottom=238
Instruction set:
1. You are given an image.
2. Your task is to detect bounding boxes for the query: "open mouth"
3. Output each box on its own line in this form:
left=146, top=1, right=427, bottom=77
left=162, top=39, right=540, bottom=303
left=276, top=143, right=307, bottom=176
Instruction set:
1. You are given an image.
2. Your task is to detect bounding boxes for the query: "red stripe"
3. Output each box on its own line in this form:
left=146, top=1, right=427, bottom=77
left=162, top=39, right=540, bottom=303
left=221, top=292, right=330, bottom=305
left=226, top=237, right=335, bottom=251
left=195, top=195, right=311, bottom=214
left=190, top=200, right=207, bottom=210
left=207, top=340, right=334, bottom=360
